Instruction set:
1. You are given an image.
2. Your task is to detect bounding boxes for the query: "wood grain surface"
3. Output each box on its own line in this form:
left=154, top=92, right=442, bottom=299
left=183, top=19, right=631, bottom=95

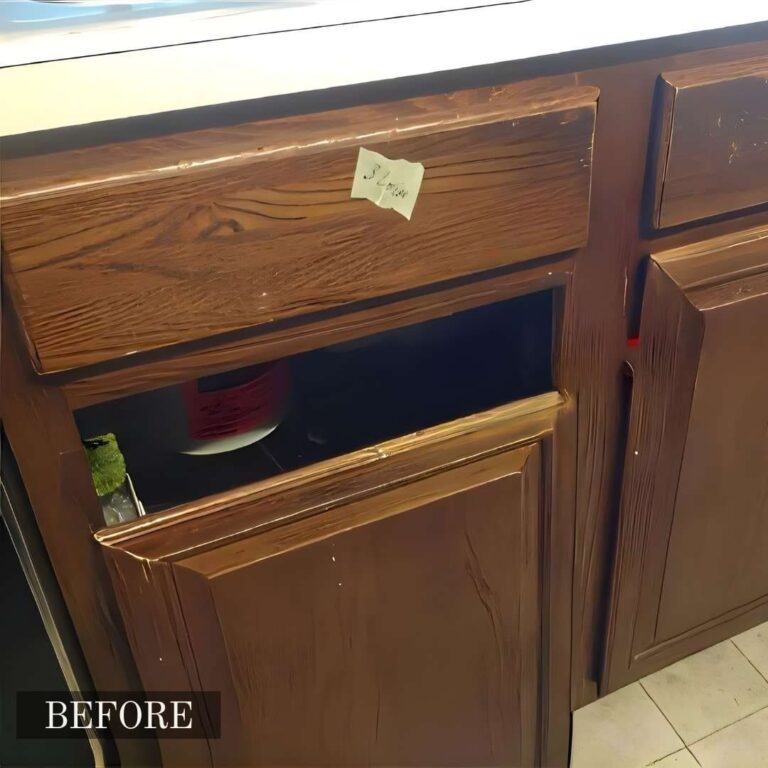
left=563, top=39, right=768, bottom=706
left=1, top=82, right=596, bottom=374
left=603, top=225, right=768, bottom=690
left=652, top=55, right=768, bottom=228
left=178, top=449, right=541, bottom=767
left=98, top=394, right=575, bottom=767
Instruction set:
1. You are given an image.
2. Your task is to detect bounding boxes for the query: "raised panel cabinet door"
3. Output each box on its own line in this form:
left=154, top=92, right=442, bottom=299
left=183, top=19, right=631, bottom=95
left=97, top=395, right=575, bottom=767
left=175, top=446, right=541, bottom=767
left=603, top=226, right=768, bottom=691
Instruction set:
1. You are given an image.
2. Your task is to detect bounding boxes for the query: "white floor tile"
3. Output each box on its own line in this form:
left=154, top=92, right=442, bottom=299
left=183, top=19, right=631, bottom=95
left=652, top=750, right=700, bottom=768
left=570, top=682, right=683, bottom=768
left=641, top=641, right=768, bottom=744
left=733, top=621, right=768, bottom=680
left=691, top=706, right=768, bottom=768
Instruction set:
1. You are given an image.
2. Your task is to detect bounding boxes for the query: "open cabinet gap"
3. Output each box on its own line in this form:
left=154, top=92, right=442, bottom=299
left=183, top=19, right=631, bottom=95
left=75, top=290, right=555, bottom=517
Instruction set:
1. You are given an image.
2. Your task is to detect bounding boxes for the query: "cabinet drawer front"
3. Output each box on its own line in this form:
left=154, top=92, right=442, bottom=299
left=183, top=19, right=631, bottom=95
left=1, top=83, right=596, bottom=374
left=652, top=57, right=768, bottom=228
left=604, top=226, right=768, bottom=690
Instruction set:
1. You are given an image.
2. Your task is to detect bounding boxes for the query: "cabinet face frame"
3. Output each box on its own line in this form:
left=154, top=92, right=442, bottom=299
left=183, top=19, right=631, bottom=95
left=96, top=392, right=575, bottom=767
left=603, top=225, right=768, bottom=692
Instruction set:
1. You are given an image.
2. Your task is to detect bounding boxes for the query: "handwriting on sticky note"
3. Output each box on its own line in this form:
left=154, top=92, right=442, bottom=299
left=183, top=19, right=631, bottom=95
left=351, top=148, right=425, bottom=220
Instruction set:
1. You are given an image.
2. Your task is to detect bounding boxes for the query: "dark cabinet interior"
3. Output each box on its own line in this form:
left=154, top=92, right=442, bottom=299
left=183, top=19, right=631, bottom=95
left=75, top=290, right=555, bottom=513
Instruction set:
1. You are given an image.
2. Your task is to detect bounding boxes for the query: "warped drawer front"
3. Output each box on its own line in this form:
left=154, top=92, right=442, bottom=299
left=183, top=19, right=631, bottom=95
left=1, top=82, right=596, bottom=374
left=652, top=56, right=768, bottom=228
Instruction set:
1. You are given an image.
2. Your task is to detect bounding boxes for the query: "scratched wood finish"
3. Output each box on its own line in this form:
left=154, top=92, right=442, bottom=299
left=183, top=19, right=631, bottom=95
left=652, top=55, right=768, bottom=228
left=97, top=394, right=575, bottom=767
left=1, top=83, right=596, bottom=374
left=603, top=226, right=768, bottom=691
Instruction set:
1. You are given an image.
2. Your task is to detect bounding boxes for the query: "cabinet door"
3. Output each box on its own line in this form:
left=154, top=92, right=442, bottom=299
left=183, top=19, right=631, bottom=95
left=98, top=396, right=574, bottom=767
left=604, top=227, right=768, bottom=691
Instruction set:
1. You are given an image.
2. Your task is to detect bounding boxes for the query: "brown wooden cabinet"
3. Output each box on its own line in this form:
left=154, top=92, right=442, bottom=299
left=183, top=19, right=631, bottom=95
left=603, top=225, right=768, bottom=691
left=2, top=72, right=584, bottom=766
left=6, top=26, right=768, bottom=768
left=97, top=394, right=575, bottom=767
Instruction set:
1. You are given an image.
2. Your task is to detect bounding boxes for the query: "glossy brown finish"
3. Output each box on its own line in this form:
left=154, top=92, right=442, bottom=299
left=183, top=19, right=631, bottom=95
left=0, top=315, right=159, bottom=768
left=652, top=56, right=768, bottom=228
left=98, top=394, right=575, bottom=767
left=603, top=225, right=768, bottom=691
left=1, top=82, right=596, bottom=375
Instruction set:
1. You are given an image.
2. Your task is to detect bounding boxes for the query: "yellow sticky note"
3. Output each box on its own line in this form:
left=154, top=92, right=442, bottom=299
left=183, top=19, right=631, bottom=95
left=350, top=147, right=425, bottom=220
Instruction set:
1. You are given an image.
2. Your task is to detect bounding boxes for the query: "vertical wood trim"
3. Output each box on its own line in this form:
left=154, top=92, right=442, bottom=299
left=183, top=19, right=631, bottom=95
left=0, top=310, right=160, bottom=768
left=563, top=64, right=655, bottom=708
left=519, top=442, right=543, bottom=768
left=650, top=77, right=678, bottom=229
left=601, top=261, right=704, bottom=692
left=540, top=401, right=577, bottom=767
left=103, top=549, right=214, bottom=767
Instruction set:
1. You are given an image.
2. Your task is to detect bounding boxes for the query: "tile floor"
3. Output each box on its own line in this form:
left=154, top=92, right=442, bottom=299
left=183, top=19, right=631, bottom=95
left=571, top=621, right=768, bottom=768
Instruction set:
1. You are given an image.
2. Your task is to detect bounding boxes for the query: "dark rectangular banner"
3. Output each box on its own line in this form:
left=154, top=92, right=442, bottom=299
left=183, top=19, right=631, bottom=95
left=15, top=691, right=221, bottom=740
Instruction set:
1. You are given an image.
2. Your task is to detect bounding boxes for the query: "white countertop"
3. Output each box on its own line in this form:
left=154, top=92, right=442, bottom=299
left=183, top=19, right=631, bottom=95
left=1, top=0, right=767, bottom=137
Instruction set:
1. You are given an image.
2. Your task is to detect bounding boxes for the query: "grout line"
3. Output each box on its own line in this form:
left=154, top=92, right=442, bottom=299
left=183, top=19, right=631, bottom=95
left=685, top=746, right=702, bottom=767
left=644, top=747, right=691, bottom=766
left=686, top=701, right=768, bottom=748
left=731, top=637, right=768, bottom=687
left=640, top=639, right=768, bottom=750
left=639, top=680, right=688, bottom=746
